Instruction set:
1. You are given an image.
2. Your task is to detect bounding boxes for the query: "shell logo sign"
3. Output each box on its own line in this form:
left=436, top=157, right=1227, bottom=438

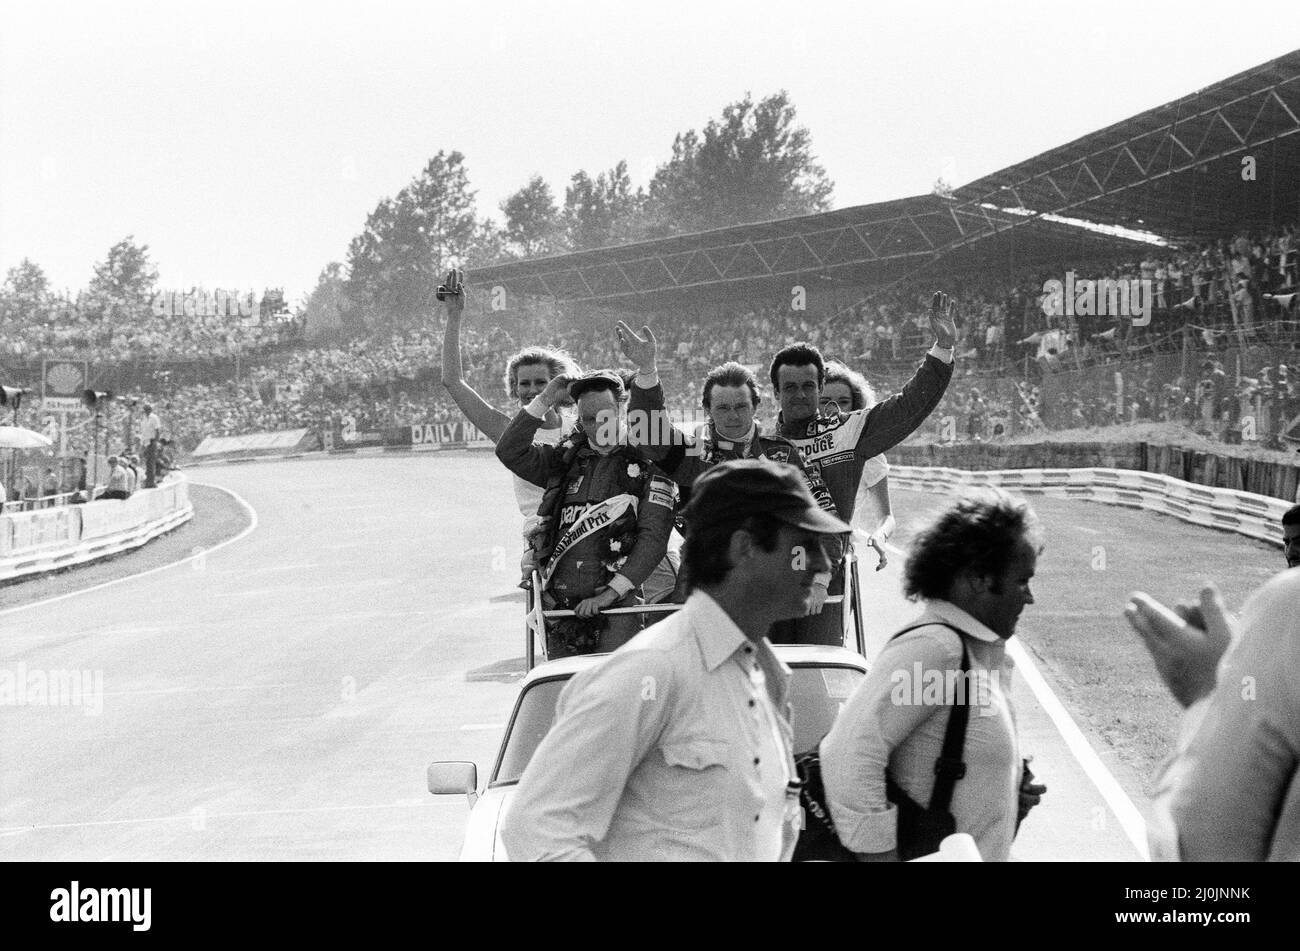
left=46, top=362, right=84, bottom=394
left=41, top=359, right=89, bottom=413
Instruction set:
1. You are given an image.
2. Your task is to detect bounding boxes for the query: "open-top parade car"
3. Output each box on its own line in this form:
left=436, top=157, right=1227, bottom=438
left=428, top=643, right=871, bottom=862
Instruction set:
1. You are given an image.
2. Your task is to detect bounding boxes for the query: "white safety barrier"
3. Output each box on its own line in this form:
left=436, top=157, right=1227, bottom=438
left=891, top=465, right=1289, bottom=547
left=0, top=476, right=193, bottom=583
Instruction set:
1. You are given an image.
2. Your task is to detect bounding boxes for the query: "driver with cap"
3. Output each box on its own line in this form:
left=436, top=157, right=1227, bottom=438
left=500, top=457, right=852, bottom=861
left=496, top=368, right=678, bottom=656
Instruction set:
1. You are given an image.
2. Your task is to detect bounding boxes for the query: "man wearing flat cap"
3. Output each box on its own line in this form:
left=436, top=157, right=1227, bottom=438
left=501, top=458, right=852, bottom=861
left=496, top=368, right=678, bottom=656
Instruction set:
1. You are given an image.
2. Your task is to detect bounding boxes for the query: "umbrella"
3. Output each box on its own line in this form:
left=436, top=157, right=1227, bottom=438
left=0, top=426, right=53, bottom=450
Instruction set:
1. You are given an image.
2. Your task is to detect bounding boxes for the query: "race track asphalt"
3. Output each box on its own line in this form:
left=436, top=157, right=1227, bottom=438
left=0, top=450, right=1281, bottom=861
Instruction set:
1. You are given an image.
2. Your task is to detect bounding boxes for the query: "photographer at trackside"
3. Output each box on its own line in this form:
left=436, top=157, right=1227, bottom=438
left=818, top=491, right=1047, bottom=861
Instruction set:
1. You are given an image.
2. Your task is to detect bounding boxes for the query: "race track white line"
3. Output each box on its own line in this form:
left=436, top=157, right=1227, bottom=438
left=1005, top=638, right=1151, bottom=860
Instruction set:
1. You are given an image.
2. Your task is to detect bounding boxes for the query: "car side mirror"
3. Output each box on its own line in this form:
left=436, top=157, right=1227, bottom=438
left=428, top=761, right=478, bottom=808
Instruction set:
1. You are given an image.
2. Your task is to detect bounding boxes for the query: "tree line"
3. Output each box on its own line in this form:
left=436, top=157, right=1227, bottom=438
left=3, top=91, right=834, bottom=344
left=1, top=237, right=291, bottom=342
left=324, top=90, right=834, bottom=335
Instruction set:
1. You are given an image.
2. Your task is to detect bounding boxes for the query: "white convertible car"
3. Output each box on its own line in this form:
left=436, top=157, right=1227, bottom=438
left=428, top=644, right=870, bottom=862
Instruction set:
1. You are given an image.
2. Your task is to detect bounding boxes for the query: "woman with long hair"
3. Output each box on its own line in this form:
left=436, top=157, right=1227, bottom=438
left=820, top=360, right=895, bottom=570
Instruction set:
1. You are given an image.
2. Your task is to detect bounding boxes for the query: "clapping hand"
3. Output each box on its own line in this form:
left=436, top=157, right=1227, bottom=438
left=1124, top=585, right=1233, bottom=708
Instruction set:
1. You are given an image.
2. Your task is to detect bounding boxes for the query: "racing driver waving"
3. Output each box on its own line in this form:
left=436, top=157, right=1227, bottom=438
left=767, top=291, right=958, bottom=644
left=496, top=369, right=678, bottom=658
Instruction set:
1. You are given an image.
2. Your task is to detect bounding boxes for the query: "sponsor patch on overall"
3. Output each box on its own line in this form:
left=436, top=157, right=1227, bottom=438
left=647, top=476, right=676, bottom=509
left=565, top=474, right=584, bottom=496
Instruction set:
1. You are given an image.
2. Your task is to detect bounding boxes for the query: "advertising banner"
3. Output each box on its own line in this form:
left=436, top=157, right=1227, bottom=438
left=191, top=429, right=314, bottom=458
left=408, top=421, right=490, bottom=448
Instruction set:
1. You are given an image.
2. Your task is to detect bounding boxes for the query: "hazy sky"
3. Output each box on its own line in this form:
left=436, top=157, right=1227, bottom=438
left=2, top=0, right=1297, bottom=302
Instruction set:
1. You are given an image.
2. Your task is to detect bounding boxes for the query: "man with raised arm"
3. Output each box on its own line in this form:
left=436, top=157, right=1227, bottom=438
left=763, top=292, right=957, bottom=644
left=439, top=267, right=579, bottom=537
left=620, top=293, right=956, bottom=644
left=618, top=322, right=839, bottom=611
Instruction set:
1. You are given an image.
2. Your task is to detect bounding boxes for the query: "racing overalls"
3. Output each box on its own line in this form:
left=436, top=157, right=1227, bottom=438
left=497, top=406, right=677, bottom=657
left=628, top=377, right=842, bottom=602
left=774, top=348, right=953, bottom=644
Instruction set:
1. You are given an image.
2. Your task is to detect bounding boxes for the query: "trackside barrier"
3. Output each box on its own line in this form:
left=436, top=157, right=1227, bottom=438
left=890, top=465, right=1289, bottom=547
left=0, top=476, right=193, bottom=583
left=185, top=441, right=497, bottom=469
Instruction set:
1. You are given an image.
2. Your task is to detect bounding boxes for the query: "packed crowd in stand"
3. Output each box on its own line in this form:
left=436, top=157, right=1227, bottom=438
left=3, top=222, right=1297, bottom=456
left=0, top=293, right=306, bottom=362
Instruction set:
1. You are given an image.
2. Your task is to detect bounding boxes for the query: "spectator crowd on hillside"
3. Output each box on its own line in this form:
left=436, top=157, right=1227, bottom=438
left=3, top=222, right=1298, bottom=457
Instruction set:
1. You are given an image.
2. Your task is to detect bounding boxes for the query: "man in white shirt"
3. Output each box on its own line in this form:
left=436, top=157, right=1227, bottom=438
left=139, top=403, right=162, bottom=488
left=820, top=490, right=1046, bottom=861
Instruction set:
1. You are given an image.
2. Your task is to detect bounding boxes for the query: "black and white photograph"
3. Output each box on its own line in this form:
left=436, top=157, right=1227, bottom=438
left=1, top=0, right=1297, bottom=925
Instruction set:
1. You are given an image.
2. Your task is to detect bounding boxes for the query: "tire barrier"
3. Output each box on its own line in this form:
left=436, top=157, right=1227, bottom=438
left=890, top=464, right=1289, bottom=547
left=889, top=440, right=1300, bottom=503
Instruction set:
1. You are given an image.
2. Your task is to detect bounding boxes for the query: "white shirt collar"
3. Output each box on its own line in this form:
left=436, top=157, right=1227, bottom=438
left=924, top=599, right=1003, bottom=644
left=685, top=590, right=791, bottom=699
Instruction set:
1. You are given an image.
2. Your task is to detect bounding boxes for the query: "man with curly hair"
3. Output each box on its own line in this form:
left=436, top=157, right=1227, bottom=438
left=818, top=489, right=1047, bottom=861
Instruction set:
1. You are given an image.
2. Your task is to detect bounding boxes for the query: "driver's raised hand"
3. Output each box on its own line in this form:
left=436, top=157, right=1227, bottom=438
left=930, top=291, right=958, bottom=350
left=615, top=321, right=658, bottom=374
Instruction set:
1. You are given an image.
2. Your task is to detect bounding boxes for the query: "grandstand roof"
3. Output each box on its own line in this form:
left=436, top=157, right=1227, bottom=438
left=471, top=50, right=1300, bottom=307
left=953, top=49, right=1300, bottom=242
left=470, top=195, right=1151, bottom=307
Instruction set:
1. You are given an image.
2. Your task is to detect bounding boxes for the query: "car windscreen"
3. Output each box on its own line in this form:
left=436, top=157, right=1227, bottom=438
left=788, top=664, right=864, bottom=754
left=493, top=677, right=570, bottom=786
left=491, top=663, right=865, bottom=785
